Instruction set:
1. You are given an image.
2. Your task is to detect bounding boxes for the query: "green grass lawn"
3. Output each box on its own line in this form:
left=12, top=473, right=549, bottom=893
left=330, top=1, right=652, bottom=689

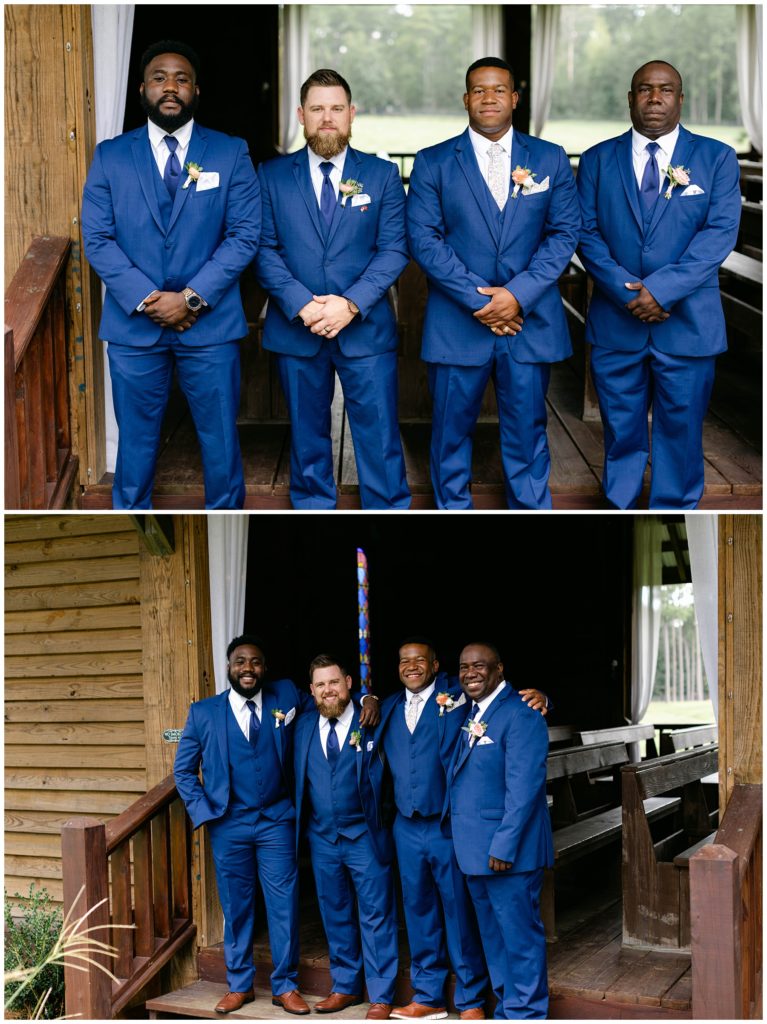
left=326, top=114, right=749, bottom=158
left=643, top=699, right=715, bottom=726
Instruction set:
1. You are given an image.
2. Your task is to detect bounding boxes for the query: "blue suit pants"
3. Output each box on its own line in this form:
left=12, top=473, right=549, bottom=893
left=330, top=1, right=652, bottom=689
left=465, top=869, right=547, bottom=1020
left=207, top=812, right=299, bottom=995
left=590, top=342, right=717, bottom=509
left=428, top=348, right=552, bottom=510
left=277, top=342, right=410, bottom=509
left=393, top=814, right=487, bottom=1011
left=308, top=830, right=399, bottom=1003
left=107, top=332, right=245, bottom=509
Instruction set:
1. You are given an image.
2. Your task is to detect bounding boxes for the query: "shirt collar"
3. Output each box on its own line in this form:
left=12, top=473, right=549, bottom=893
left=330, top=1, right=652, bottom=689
left=468, top=124, right=514, bottom=157
left=229, top=687, right=262, bottom=714
left=307, top=145, right=347, bottom=174
left=147, top=117, right=195, bottom=152
left=474, top=679, right=507, bottom=718
left=406, top=680, right=436, bottom=705
left=320, top=699, right=355, bottom=729
left=631, top=124, right=680, bottom=162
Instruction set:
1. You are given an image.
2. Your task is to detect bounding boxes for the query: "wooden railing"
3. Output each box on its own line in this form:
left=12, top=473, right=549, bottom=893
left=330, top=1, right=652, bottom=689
left=5, top=235, right=79, bottom=508
left=61, top=775, right=195, bottom=1020
left=690, top=783, right=762, bottom=1019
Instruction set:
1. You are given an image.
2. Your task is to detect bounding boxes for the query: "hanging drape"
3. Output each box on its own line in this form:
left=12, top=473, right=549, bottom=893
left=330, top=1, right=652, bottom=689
left=278, top=5, right=310, bottom=153
left=685, top=514, right=719, bottom=719
left=208, top=515, right=250, bottom=694
left=736, top=5, right=763, bottom=155
left=629, top=517, right=663, bottom=761
left=471, top=6, right=504, bottom=60
left=530, top=5, right=561, bottom=137
left=91, top=5, right=135, bottom=473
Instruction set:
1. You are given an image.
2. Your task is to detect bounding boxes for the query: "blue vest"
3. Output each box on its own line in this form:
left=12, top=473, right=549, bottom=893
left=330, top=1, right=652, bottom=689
left=306, top=725, right=367, bottom=842
left=383, top=696, right=445, bottom=818
left=225, top=703, right=291, bottom=820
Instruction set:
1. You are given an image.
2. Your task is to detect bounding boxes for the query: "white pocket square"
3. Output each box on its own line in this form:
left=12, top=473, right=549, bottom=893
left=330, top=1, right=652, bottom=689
left=284, top=707, right=296, bottom=726
left=367, top=740, right=374, bottom=752
left=196, top=172, right=219, bottom=192
left=680, top=184, right=705, bottom=196
left=351, top=193, right=372, bottom=207
left=477, top=735, right=494, bottom=746
left=525, top=176, right=550, bottom=195
left=447, top=693, right=466, bottom=711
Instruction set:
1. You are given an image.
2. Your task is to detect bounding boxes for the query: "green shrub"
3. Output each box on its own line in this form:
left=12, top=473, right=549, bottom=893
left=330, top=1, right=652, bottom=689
left=4, top=885, right=65, bottom=1019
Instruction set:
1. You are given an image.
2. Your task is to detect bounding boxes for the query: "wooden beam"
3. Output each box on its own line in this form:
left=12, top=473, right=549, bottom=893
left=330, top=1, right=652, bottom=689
left=131, top=515, right=176, bottom=556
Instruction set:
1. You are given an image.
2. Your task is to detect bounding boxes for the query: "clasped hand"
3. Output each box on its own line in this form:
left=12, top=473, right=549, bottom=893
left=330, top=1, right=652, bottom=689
left=299, top=294, right=355, bottom=339
left=474, top=286, right=524, bottom=337
left=144, top=291, right=198, bottom=332
left=624, top=282, right=669, bottom=323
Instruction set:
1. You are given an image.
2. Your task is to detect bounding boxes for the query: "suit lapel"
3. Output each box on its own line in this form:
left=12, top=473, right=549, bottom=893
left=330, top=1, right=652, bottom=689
left=131, top=128, right=165, bottom=234
left=260, top=688, right=283, bottom=763
left=452, top=684, right=512, bottom=777
left=326, top=147, right=362, bottom=248
left=615, top=130, right=643, bottom=233
left=217, top=691, right=230, bottom=768
left=645, top=126, right=696, bottom=239
left=292, top=147, right=326, bottom=245
left=498, top=133, right=528, bottom=248
left=455, top=131, right=502, bottom=244
left=167, top=125, right=209, bottom=235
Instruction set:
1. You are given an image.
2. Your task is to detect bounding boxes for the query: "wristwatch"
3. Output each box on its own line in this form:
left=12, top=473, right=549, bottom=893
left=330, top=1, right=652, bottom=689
left=344, top=297, right=360, bottom=317
left=183, top=287, right=204, bottom=312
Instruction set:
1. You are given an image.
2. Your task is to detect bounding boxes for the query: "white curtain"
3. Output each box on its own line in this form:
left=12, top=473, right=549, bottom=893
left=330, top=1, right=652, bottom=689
left=629, top=517, right=663, bottom=761
left=530, top=6, right=560, bottom=138
left=208, top=516, right=250, bottom=694
left=278, top=5, right=310, bottom=153
left=91, top=5, right=135, bottom=473
left=471, top=6, right=504, bottom=61
left=685, top=514, right=719, bottom=720
left=736, top=5, right=763, bottom=155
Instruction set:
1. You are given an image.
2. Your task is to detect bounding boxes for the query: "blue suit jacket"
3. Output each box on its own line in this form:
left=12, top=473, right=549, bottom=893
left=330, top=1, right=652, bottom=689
left=173, top=680, right=312, bottom=829
left=407, top=129, right=581, bottom=366
left=576, top=126, right=741, bottom=356
left=81, top=122, right=261, bottom=347
left=256, top=146, right=409, bottom=358
left=447, top=685, right=553, bottom=876
left=294, top=704, right=393, bottom=864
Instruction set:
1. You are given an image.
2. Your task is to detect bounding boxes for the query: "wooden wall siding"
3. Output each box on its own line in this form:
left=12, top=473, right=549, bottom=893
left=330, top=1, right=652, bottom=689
left=4, top=514, right=145, bottom=906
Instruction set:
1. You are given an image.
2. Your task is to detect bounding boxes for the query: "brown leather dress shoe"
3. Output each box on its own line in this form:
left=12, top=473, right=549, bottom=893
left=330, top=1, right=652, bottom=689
left=272, top=990, right=311, bottom=1015
left=366, top=1004, right=393, bottom=1020
left=459, top=1009, right=486, bottom=1020
left=214, top=989, right=255, bottom=1013
left=390, top=1002, right=448, bottom=1019
left=314, top=992, right=364, bottom=1014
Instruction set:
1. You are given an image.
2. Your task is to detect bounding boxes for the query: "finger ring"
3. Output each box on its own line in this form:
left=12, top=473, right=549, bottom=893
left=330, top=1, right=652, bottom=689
left=324, top=326, right=330, bottom=333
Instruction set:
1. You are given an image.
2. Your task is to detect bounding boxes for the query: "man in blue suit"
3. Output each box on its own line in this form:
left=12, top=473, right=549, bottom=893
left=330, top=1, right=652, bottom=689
left=447, top=643, right=552, bottom=1020
left=294, top=655, right=398, bottom=1020
left=407, top=58, right=580, bottom=509
left=174, top=636, right=380, bottom=1015
left=378, top=639, right=548, bottom=1021
left=82, top=41, right=260, bottom=509
left=577, top=61, right=741, bottom=509
left=256, top=69, right=410, bottom=510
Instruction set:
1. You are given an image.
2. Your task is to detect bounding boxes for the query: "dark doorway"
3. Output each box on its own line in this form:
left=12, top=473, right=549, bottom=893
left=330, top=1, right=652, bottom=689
left=243, top=516, right=632, bottom=726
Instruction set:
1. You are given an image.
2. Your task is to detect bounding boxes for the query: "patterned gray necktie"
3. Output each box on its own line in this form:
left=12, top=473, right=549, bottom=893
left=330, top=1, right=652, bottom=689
left=406, top=693, right=422, bottom=734
left=487, top=142, right=507, bottom=210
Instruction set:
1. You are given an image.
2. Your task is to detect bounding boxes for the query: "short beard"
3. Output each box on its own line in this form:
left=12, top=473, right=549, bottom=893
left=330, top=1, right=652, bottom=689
left=140, top=92, right=199, bottom=133
left=316, top=694, right=351, bottom=719
left=304, top=127, right=351, bottom=159
left=228, top=670, right=262, bottom=700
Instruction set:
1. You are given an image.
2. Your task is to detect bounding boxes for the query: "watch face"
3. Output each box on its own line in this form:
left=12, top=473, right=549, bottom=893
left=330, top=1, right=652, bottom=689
left=186, top=294, right=203, bottom=311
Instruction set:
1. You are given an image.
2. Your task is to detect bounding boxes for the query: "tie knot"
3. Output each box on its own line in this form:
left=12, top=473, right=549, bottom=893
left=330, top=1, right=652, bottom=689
left=470, top=703, right=480, bottom=718
left=165, top=135, right=179, bottom=154
left=246, top=700, right=256, bottom=711
left=646, top=142, right=660, bottom=156
left=328, top=717, right=338, bottom=727
left=410, top=694, right=422, bottom=705
left=320, top=161, right=334, bottom=177
left=489, top=142, right=503, bottom=154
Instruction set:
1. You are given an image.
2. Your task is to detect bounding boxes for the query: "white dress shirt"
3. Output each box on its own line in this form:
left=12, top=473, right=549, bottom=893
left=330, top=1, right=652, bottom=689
left=468, top=125, right=513, bottom=207
left=631, top=125, right=680, bottom=192
left=228, top=688, right=263, bottom=741
left=404, top=680, right=436, bottom=729
left=147, top=117, right=195, bottom=178
left=471, top=679, right=508, bottom=723
left=307, top=146, right=347, bottom=207
left=318, top=699, right=355, bottom=757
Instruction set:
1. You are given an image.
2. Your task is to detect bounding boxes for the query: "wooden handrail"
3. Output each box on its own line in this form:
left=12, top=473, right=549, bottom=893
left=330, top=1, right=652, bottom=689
left=5, top=235, right=70, bottom=368
left=62, top=775, right=195, bottom=1020
left=690, top=783, right=762, bottom=1019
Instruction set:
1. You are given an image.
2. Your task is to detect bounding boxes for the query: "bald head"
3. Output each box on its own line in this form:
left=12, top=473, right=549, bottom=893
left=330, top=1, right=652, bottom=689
left=630, top=60, right=682, bottom=94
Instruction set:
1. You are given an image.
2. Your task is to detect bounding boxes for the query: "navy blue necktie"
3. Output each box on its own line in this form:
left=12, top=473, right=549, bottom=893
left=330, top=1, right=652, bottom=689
left=640, top=141, right=660, bottom=214
left=319, top=161, right=336, bottom=226
left=245, top=700, right=260, bottom=748
left=163, top=136, right=181, bottom=198
left=326, top=717, right=340, bottom=766
left=466, top=702, right=480, bottom=744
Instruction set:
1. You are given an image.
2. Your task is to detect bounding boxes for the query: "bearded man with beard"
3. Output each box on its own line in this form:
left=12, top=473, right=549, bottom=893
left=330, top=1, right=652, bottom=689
left=82, top=40, right=260, bottom=509
left=174, top=636, right=381, bottom=1014
left=293, top=655, right=398, bottom=1020
left=256, top=69, right=410, bottom=510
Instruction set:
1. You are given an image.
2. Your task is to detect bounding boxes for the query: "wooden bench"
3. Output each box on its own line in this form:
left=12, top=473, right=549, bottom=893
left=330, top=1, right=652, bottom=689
left=621, top=746, right=719, bottom=951
left=663, top=723, right=719, bottom=790
left=577, top=721, right=659, bottom=759
left=547, top=724, right=574, bottom=748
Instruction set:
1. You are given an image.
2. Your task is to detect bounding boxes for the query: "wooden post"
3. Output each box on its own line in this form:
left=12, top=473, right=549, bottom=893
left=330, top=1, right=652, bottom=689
left=690, top=844, right=742, bottom=1018
left=4, top=327, right=20, bottom=508
left=61, top=817, right=112, bottom=1021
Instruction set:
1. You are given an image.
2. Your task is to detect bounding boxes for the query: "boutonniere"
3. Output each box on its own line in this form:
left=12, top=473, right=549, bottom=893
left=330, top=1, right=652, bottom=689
left=663, top=165, right=691, bottom=200
left=349, top=729, right=363, bottom=752
left=436, top=692, right=456, bottom=716
left=339, top=179, right=363, bottom=206
left=182, top=162, right=203, bottom=189
left=511, top=165, right=536, bottom=198
left=462, top=719, right=489, bottom=743
left=272, top=709, right=286, bottom=729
